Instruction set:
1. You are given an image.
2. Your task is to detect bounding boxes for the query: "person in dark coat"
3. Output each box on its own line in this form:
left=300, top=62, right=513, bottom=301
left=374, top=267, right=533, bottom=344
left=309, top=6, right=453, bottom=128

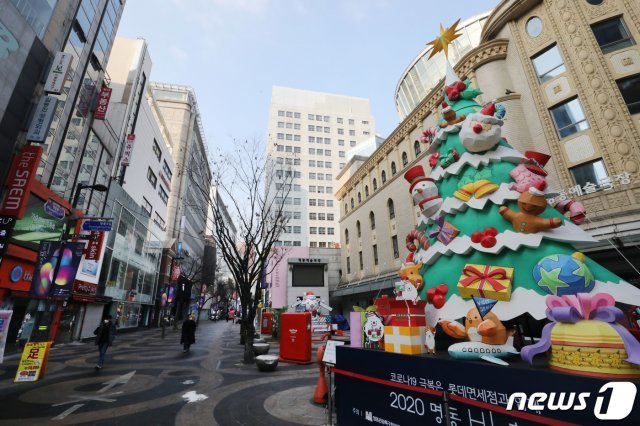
left=181, top=315, right=197, bottom=353
left=93, top=314, right=116, bottom=369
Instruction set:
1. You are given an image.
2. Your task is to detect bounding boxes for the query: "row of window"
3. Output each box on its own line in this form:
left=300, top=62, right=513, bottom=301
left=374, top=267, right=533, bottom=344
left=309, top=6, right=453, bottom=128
left=344, top=200, right=395, bottom=244
left=282, top=226, right=302, bottom=234
left=275, top=145, right=302, bottom=153
left=308, top=199, right=335, bottom=207
left=146, top=167, right=168, bottom=205
left=275, top=170, right=302, bottom=178
left=275, top=158, right=301, bottom=166
left=276, top=133, right=301, bottom=141
left=274, top=240, right=303, bottom=246
left=274, top=197, right=302, bottom=206
left=308, top=148, right=334, bottom=156
left=309, top=212, right=335, bottom=220
left=310, top=227, right=335, bottom=235
left=308, top=173, right=334, bottom=180
left=308, top=160, right=333, bottom=168
left=309, top=185, right=334, bottom=193
left=142, top=197, right=166, bottom=232
left=277, top=122, right=301, bottom=130
left=309, top=137, right=332, bottom=144
left=277, top=110, right=370, bottom=127
left=345, top=237, right=398, bottom=274
left=309, top=241, right=337, bottom=248
left=283, top=211, right=302, bottom=219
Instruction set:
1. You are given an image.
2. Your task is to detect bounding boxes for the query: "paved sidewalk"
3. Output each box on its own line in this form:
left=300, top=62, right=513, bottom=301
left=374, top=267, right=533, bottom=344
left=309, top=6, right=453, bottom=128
left=0, top=320, right=332, bottom=425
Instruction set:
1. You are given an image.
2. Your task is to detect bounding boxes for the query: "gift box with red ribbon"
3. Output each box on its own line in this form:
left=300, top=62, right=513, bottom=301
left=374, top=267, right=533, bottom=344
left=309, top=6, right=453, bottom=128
left=374, top=295, right=426, bottom=327
left=457, top=264, right=513, bottom=301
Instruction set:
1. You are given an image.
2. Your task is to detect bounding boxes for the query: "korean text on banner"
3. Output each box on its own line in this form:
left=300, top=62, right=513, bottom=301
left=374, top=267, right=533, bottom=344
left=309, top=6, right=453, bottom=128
left=14, top=342, right=51, bottom=382
left=120, top=134, right=135, bottom=166
left=44, top=52, right=73, bottom=94
left=93, top=87, right=112, bottom=120
left=0, top=146, right=43, bottom=218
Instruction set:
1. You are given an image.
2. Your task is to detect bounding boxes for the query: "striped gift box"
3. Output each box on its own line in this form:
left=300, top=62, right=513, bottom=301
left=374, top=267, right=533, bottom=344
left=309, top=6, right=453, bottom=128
left=384, top=326, right=426, bottom=355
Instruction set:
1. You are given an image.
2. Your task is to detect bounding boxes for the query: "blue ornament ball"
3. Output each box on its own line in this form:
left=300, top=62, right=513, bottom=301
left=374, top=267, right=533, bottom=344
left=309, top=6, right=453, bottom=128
left=532, top=253, right=595, bottom=296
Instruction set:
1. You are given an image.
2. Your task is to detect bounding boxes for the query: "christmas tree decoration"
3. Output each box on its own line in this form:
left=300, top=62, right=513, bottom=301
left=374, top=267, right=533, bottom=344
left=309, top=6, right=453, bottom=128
left=394, top=280, right=420, bottom=303
left=420, top=127, right=437, bottom=145
left=521, top=293, right=640, bottom=378
left=424, top=326, right=437, bottom=354
left=453, top=179, right=500, bottom=201
left=384, top=325, right=427, bottom=355
left=439, top=147, right=460, bottom=168
left=495, top=103, right=506, bottom=119
left=445, top=81, right=467, bottom=101
left=428, top=216, right=459, bottom=245
left=425, top=18, right=462, bottom=59
left=362, top=311, right=385, bottom=349
left=470, top=227, right=498, bottom=248
left=428, top=152, right=440, bottom=167
left=405, top=229, right=429, bottom=253
left=404, top=165, right=442, bottom=218
left=554, top=199, right=586, bottom=225
left=398, top=262, right=425, bottom=292
left=460, top=108, right=504, bottom=153
left=457, top=264, right=513, bottom=301
left=439, top=101, right=466, bottom=128
left=472, top=296, right=499, bottom=319
left=426, top=283, right=448, bottom=309
left=499, top=187, right=562, bottom=233
left=508, top=151, right=551, bottom=193
left=533, top=252, right=595, bottom=296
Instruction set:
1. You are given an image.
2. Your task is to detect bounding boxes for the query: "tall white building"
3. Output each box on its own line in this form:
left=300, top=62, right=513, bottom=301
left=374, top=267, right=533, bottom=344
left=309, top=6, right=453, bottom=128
left=266, top=86, right=376, bottom=248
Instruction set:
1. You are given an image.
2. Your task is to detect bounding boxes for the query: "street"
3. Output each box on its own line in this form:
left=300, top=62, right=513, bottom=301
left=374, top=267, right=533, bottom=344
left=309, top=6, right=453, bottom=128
left=0, top=321, right=325, bottom=425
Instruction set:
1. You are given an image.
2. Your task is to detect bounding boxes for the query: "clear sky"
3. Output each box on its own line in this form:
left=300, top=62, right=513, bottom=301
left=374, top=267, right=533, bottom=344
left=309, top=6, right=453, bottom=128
left=117, top=0, right=499, bottom=152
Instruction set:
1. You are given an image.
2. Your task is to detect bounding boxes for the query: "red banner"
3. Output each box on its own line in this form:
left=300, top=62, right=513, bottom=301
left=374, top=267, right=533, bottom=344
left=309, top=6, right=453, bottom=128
left=93, top=87, right=112, bottom=120
left=170, top=262, right=180, bottom=282
left=84, top=231, right=104, bottom=260
left=72, top=280, right=97, bottom=302
left=0, top=146, right=43, bottom=218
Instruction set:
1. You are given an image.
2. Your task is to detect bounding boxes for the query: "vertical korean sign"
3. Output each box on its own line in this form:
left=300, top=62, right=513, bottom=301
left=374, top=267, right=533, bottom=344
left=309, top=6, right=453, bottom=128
left=0, top=145, right=42, bottom=218
left=75, top=218, right=109, bottom=285
left=43, top=52, right=73, bottom=94
left=30, top=241, right=85, bottom=298
left=93, top=86, right=112, bottom=120
left=120, top=134, right=135, bottom=166
left=26, top=96, right=58, bottom=142
left=0, top=310, right=13, bottom=363
left=14, top=342, right=51, bottom=382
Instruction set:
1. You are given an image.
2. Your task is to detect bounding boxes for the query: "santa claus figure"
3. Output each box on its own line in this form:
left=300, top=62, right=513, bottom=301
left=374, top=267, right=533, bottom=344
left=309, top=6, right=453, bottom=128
left=404, top=165, right=442, bottom=218
left=460, top=102, right=504, bottom=153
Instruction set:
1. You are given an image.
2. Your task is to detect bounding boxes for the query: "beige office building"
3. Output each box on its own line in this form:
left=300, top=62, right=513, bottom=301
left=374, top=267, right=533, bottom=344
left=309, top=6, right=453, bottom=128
left=334, top=0, right=640, bottom=311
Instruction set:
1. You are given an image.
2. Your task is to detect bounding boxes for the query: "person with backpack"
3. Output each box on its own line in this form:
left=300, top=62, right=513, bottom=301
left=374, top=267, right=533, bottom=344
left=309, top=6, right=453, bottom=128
left=94, top=314, right=116, bottom=369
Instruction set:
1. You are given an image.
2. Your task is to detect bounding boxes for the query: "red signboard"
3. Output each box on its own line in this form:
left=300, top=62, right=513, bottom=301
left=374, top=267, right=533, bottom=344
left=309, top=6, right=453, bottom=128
left=72, top=280, right=98, bottom=302
left=83, top=231, right=104, bottom=260
left=93, top=87, right=112, bottom=120
left=0, top=146, right=43, bottom=219
left=0, top=257, right=35, bottom=292
left=170, top=262, right=181, bottom=282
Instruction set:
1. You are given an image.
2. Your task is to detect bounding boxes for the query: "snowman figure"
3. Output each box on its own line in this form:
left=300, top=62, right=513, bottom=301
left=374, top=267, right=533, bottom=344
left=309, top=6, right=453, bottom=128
left=404, top=165, right=442, bottom=218
left=362, top=311, right=385, bottom=349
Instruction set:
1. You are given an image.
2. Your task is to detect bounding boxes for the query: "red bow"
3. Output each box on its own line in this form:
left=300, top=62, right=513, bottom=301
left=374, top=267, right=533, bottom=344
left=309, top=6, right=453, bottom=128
left=460, top=265, right=507, bottom=297
left=429, top=152, right=440, bottom=167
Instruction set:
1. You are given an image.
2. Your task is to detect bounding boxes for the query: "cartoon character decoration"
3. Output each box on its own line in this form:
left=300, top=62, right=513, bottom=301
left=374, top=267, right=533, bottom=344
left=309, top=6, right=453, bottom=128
left=460, top=103, right=504, bottom=153
left=404, top=165, right=442, bottom=218
left=554, top=199, right=586, bottom=225
left=440, top=303, right=518, bottom=365
left=399, top=261, right=425, bottom=292
left=439, top=147, right=460, bottom=169
left=533, top=252, right=595, bottom=296
left=292, top=291, right=332, bottom=315
left=439, top=101, right=466, bottom=128
left=424, top=326, right=436, bottom=354
left=508, top=151, right=550, bottom=193
left=362, top=311, right=385, bottom=349
left=499, top=187, right=562, bottom=233
left=394, top=280, right=420, bottom=303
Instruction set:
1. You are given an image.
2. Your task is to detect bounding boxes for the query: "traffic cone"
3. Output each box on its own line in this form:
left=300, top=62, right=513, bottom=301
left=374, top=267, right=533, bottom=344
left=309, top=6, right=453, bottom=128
left=313, top=345, right=328, bottom=404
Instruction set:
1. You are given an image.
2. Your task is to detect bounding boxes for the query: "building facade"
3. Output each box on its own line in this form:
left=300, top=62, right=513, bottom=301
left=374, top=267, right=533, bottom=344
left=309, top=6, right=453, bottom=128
left=334, top=0, right=640, bottom=312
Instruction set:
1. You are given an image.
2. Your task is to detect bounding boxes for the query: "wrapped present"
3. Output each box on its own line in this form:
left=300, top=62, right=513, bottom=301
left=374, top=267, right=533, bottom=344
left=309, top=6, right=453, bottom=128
left=374, top=296, right=426, bottom=327
left=384, top=326, right=426, bottom=355
left=522, top=293, right=640, bottom=378
left=429, top=216, right=459, bottom=245
left=457, top=264, right=513, bottom=301
left=349, top=311, right=363, bottom=348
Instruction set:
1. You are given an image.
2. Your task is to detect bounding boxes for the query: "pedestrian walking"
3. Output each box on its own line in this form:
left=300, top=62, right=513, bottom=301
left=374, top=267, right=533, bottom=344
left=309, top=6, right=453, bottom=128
left=93, top=314, right=116, bottom=370
left=181, top=314, right=197, bottom=353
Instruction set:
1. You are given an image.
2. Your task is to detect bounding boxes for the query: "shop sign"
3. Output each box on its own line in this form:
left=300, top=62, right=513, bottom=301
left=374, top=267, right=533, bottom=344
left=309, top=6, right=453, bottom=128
left=93, top=86, right=112, bottom=120
left=75, top=218, right=108, bottom=285
left=26, top=96, right=57, bottom=142
left=120, top=134, right=135, bottom=166
left=14, top=342, right=51, bottom=382
left=81, top=220, right=112, bottom=232
left=11, top=196, right=65, bottom=250
left=0, top=146, right=43, bottom=218
left=72, top=280, right=97, bottom=302
left=44, top=52, right=73, bottom=94
left=0, top=258, right=35, bottom=292
left=30, top=241, right=84, bottom=298
left=293, top=258, right=323, bottom=263
left=43, top=200, right=65, bottom=220
left=0, top=310, right=13, bottom=363
left=0, top=215, right=16, bottom=258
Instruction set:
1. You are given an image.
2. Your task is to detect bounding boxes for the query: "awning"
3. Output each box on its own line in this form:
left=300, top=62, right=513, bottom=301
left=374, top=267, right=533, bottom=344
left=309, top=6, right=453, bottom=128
left=331, top=274, right=397, bottom=297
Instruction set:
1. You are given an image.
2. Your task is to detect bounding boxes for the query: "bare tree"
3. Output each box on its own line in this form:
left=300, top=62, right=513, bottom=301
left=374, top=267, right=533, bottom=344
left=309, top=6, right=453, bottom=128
left=189, top=139, right=293, bottom=363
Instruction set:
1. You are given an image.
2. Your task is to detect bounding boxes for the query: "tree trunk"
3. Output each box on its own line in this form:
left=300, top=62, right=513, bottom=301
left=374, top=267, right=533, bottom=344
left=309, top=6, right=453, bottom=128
left=242, top=318, right=255, bottom=363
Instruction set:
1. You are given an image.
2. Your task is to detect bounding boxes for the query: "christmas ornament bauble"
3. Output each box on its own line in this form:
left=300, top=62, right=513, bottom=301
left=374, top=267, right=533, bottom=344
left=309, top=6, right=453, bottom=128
left=532, top=252, right=595, bottom=296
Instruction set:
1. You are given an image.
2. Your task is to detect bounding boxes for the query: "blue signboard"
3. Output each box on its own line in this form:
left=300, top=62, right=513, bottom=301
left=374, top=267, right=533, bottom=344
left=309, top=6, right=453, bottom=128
left=81, top=220, right=112, bottom=231
left=44, top=200, right=65, bottom=220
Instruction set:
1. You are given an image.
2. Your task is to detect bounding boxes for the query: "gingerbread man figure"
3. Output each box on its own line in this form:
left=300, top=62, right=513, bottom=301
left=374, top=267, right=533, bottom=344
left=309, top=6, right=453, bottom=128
left=499, top=187, right=562, bottom=234
left=439, top=101, right=466, bottom=128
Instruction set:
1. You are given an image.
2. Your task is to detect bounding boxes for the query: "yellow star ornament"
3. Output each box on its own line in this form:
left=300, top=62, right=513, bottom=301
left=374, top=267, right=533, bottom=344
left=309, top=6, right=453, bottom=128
left=426, top=19, right=462, bottom=59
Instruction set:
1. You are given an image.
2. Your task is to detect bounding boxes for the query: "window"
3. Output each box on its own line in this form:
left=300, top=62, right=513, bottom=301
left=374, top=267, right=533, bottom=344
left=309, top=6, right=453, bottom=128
left=349, top=130, right=355, bottom=136
left=550, top=98, right=589, bottom=138
left=346, top=256, right=351, bottom=274
left=278, top=110, right=285, bottom=116
left=308, top=114, right=314, bottom=120
left=402, top=152, right=408, bottom=167
left=285, top=145, right=292, bottom=152
left=294, top=112, right=301, bottom=118
left=570, top=159, right=608, bottom=192
left=592, top=17, right=635, bottom=54
left=357, top=221, right=361, bottom=237
left=345, top=229, right=350, bottom=244
left=293, top=212, right=301, bottom=219
left=365, top=185, right=369, bottom=197
left=328, top=227, right=334, bottom=235
left=318, top=213, right=326, bottom=220
left=370, top=211, right=376, bottom=230
left=357, top=192, right=362, bottom=203
left=276, top=145, right=284, bottom=152
left=350, top=141, right=356, bottom=147
left=286, top=111, right=292, bottom=118
left=294, top=135, right=300, bottom=141
left=388, top=199, right=395, bottom=219
left=359, top=251, right=363, bottom=270
left=319, top=227, right=326, bottom=235
left=526, top=16, right=543, bottom=38
left=310, top=227, right=317, bottom=234
left=414, top=140, right=421, bottom=156
left=532, top=45, right=566, bottom=83
left=362, top=120, right=369, bottom=125
left=317, top=174, right=325, bottom=181
left=325, top=161, right=332, bottom=168
left=158, top=186, right=168, bottom=204
left=317, top=186, right=325, bottom=193
left=316, top=149, right=323, bottom=155
left=338, top=129, right=344, bottom=135
left=617, top=75, right=640, bottom=115
left=293, top=226, right=301, bottom=234
left=350, top=198, right=355, bottom=209
left=327, top=213, right=334, bottom=220
left=339, top=151, right=345, bottom=158
left=309, top=148, right=315, bottom=155
left=348, top=119, right=355, bottom=125
left=309, top=199, right=317, bottom=206
left=309, top=242, right=317, bottom=248
left=373, top=178, right=378, bottom=190
left=327, top=200, right=333, bottom=207
left=278, top=121, right=285, bottom=128
left=391, top=162, right=397, bottom=176
left=152, top=139, right=161, bottom=161
left=381, top=170, right=387, bottom=184
left=317, top=161, right=323, bottom=168
left=373, top=245, right=379, bottom=266
left=325, top=174, right=332, bottom=180
left=309, top=185, right=316, bottom=192
left=293, top=198, right=301, bottom=205
left=147, top=167, right=157, bottom=188
left=344, top=203, right=348, bottom=214
left=154, top=212, right=165, bottom=230
left=338, top=139, right=345, bottom=146
left=392, top=235, right=399, bottom=259
left=294, top=148, right=301, bottom=154
left=293, top=241, right=301, bottom=246
left=285, top=122, right=292, bottom=129
left=286, top=134, right=292, bottom=140
left=309, top=136, right=315, bottom=143
left=324, top=127, right=330, bottom=133
left=339, top=163, right=345, bottom=169
left=324, top=138, right=331, bottom=144
left=309, top=160, right=316, bottom=167
left=309, top=173, right=316, bottom=179
left=294, top=159, right=301, bottom=166
left=310, top=212, right=317, bottom=220
left=141, top=197, right=152, bottom=217
left=277, top=133, right=284, bottom=140
left=325, top=150, right=331, bottom=156
left=309, top=125, right=315, bottom=131
left=316, top=115, right=322, bottom=121
left=324, top=115, right=330, bottom=122
left=363, top=131, right=370, bottom=136
left=337, top=117, right=343, bottom=124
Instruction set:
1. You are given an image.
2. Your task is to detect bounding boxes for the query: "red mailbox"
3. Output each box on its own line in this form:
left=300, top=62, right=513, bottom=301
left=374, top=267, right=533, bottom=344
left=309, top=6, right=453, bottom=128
left=261, top=311, right=273, bottom=335
left=279, top=312, right=312, bottom=364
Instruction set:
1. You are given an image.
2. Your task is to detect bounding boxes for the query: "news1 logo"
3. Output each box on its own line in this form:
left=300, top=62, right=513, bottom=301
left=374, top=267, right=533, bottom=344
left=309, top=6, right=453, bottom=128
left=507, top=382, right=637, bottom=420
